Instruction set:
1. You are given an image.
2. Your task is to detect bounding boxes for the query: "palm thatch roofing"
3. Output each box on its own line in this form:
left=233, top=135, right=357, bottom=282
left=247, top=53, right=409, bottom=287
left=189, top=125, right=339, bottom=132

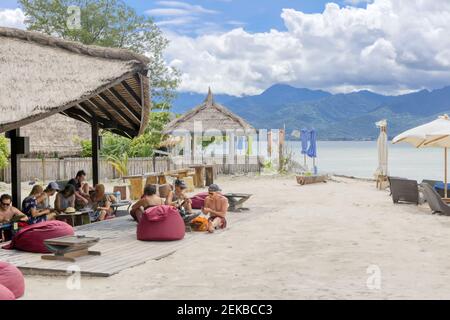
left=0, top=27, right=151, bottom=138
left=163, top=88, right=254, bottom=135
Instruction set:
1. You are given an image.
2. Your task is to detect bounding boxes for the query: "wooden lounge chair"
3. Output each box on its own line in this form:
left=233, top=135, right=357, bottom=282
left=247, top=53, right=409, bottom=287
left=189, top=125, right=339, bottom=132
left=388, top=177, right=419, bottom=205
left=421, top=183, right=450, bottom=216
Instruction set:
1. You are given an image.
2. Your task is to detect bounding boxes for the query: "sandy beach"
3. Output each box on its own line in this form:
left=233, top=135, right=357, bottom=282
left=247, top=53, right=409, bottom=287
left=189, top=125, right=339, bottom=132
left=3, top=174, right=449, bottom=300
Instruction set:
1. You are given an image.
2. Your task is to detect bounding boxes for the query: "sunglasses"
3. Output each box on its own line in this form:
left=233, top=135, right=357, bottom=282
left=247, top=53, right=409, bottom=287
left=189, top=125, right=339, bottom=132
left=1, top=202, right=11, bottom=207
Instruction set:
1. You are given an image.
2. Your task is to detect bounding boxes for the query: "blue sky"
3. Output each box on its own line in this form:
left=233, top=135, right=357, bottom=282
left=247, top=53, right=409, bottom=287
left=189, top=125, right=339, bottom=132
left=2, top=1, right=450, bottom=96
left=1, top=0, right=370, bottom=35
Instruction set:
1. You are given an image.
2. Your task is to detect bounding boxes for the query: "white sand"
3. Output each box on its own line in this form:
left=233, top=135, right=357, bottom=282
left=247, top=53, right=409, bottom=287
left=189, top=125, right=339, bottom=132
left=9, top=175, right=450, bottom=299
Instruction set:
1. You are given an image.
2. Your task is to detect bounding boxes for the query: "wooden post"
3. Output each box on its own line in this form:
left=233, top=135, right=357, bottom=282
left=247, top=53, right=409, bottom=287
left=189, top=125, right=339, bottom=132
left=7, top=129, right=21, bottom=209
left=279, top=129, right=285, bottom=172
left=191, top=132, right=195, bottom=165
left=445, top=147, right=448, bottom=199
left=222, top=132, right=227, bottom=174
left=91, top=119, right=100, bottom=186
left=267, top=130, right=272, bottom=159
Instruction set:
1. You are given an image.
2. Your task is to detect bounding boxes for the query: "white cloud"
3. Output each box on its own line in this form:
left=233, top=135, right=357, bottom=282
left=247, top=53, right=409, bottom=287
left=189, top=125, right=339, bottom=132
left=163, top=0, right=450, bottom=96
left=0, top=8, right=25, bottom=29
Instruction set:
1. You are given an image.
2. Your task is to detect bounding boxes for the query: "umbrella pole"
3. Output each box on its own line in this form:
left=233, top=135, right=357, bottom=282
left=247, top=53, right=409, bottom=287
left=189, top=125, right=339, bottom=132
left=446, top=147, right=448, bottom=199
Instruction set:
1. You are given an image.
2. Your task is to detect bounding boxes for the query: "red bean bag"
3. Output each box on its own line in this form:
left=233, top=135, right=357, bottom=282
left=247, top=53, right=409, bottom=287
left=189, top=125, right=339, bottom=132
left=0, top=262, right=25, bottom=299
left=191, top=192, right=208, bottom=209
left=137, top=205, right=185, bottom=241
left=2, top=221, right=74, bottom=253
left=0, top=284, right=15, bottom=300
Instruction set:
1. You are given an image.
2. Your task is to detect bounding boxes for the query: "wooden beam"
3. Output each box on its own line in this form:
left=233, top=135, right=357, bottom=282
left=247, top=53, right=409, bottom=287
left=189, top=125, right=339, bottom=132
left=6, top=129, right=21, bottom=208
left=65, top=108, right=136, bottom=138
left=108, top=87, right=141, bottom=121
left=98, top=91, right=140, bottom=125
left=92, top=119, right=100, bottom=186
left=122, top=80, right=142, bottom=107
left=96, top=93, right=140, bottom=131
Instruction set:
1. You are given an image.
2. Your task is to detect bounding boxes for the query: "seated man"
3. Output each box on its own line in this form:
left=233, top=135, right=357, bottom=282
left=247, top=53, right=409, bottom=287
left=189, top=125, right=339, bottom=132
left=0, top=194, right=28, bottom=224
left=130, top=185, right=164, bottom=222
left=22, top=185, right=56, bottom=224
left=68, top=170, right=92, bottom=209
left=166, top=179, right=193, bottom=214
left=202, top=184, right=229, bottom=233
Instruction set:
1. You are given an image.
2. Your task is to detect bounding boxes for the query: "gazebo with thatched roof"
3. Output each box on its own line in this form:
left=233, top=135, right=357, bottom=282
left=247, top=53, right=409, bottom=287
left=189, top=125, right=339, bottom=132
left=0, top=27, right=151, bottom=207
left=163, top=88, right=256, bottom=164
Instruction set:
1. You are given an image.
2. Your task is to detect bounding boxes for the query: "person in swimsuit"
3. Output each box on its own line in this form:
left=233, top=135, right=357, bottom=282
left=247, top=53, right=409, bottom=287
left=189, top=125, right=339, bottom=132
left=0, top=194, right=28, bottom=224
left=130, top=185, right=164, bottom=222
left=202, top=184, right=229, bottom=233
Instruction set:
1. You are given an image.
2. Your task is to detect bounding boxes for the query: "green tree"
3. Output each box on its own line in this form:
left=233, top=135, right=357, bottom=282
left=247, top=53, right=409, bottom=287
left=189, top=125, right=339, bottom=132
left=0, top=136, right=9, bottom=169
left=19, top=0, right=179, bottom=105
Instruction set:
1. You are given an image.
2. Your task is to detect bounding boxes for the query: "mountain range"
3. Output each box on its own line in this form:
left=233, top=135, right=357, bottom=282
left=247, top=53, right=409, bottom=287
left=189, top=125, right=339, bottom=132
left=170, top=84, right=450, bottom=140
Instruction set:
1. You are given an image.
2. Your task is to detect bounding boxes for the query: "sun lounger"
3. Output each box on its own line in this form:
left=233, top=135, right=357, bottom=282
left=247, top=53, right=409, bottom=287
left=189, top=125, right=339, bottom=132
left=421, top=183, right=450, bottom=216
left=388, top=177, right=419, bottom=205
left=421, top=180, right=441, bottom=188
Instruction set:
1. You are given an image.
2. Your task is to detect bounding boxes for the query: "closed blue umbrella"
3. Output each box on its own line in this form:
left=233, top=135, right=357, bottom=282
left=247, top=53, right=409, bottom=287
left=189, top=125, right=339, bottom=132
left=307, top=129, right=318, bottom=174
left=307, top=129, right=317, bottom=158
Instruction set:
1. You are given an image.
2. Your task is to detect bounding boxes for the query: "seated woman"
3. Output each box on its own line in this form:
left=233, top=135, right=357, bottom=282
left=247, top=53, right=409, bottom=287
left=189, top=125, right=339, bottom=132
left=165, top=179, right=193, bottom=214
left=22, top=185, right=56, bottom=225
left=37, top=182, right=60, bottom=211
left=130, top=185, right=164, bottom=222
left=90, top=184, right=112, bottom=222
left=54, top=184, right=76, bottom=213
left=0, top=194, right=28, bottom=224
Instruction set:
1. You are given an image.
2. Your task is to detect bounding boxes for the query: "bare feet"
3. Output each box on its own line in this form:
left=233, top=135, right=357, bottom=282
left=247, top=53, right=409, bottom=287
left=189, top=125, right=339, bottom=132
left=207, top=221, right=215, bottom=233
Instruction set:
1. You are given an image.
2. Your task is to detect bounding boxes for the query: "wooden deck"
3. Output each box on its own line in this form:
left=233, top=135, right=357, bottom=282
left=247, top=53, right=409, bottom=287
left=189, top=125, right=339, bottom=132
left=0, top=211, right=255, bottom=277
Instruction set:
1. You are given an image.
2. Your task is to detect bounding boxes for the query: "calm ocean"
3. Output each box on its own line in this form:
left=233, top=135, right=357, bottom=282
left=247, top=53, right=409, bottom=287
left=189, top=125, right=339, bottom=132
left=285, top=141, right=445, bottom=182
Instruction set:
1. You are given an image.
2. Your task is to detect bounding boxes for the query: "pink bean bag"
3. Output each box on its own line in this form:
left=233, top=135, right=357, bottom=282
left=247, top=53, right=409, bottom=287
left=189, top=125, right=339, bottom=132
left=191, top=192, right=208, bottom=209
left=137, top=205, right=185, bottom=241
left=0, top=284, right=15, bottom=300
left=3, top=221, right=74, bottom=253
left=0, top=262, right=25, bottom=299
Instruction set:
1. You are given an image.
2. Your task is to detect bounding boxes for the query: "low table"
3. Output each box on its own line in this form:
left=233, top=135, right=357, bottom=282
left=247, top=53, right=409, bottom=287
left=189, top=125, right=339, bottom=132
left=42, top=235, right=101, bottom=262
left=223, top=193, right=252, bottom=212
left=111, top=201, right=132, bottom=216
left=56, top=210, right=92, bottom=227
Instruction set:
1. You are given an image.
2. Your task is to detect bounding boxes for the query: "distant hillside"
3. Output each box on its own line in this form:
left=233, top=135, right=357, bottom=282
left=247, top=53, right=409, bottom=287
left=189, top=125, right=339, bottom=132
left=170, top=84, right=450, bottom=140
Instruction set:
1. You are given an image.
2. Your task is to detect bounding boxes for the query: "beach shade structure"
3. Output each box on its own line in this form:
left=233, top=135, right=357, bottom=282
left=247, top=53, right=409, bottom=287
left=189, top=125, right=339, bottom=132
left=300, top=129, right=309, bottom=166
left=0, top=27, right=151, bottom=208
left=163, top=88, right=256, bottom=166
left=307, top=129, right=318, bottom=174
left=375, top=120, right=389, bottom=177
left=393, top=115, right=450, bottom=198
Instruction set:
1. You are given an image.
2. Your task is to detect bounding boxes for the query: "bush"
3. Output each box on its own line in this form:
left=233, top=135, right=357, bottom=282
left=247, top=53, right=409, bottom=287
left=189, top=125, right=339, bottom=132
left=0, top=136, right=9, bottom=169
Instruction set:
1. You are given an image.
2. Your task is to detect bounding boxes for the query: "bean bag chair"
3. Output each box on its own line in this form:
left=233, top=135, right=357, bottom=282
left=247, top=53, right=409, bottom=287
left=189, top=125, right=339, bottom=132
left=3, top=220, right=74, bottom=253
left=0, top=262, right=25, bottom=299
left=137, top=205, right=185, bottom=241
left=0, top=284, right=15, bottom=300
left=191, top=192, right=208, bottom=209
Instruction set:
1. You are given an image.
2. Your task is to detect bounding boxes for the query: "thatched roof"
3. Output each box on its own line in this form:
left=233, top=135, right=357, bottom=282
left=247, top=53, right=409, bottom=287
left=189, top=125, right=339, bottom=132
left=164, top=88, right=254, bottom=134
left=0, top=27, right=151, bottom=138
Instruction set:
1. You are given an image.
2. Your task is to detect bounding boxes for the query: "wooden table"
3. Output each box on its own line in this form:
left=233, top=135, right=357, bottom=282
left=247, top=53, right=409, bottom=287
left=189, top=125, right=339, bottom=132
left=42, top=235, right=101, bottom=262
left=56, top=210, right=91, bottom=227
left=223, top=193, right=252, bottom=212
left=189, top=165, right=205, bottom=188
left=124, top=175, right=144, bottom=200
left=205, top=165, right=215, bottom=186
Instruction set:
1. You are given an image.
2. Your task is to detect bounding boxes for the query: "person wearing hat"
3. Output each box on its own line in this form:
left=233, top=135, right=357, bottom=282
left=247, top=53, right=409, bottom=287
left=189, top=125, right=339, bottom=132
left=37, top=182, right=60, bottom=211
left=202, top=184, right=229, bottom=233
left=166, top=179, right=193, bottom=214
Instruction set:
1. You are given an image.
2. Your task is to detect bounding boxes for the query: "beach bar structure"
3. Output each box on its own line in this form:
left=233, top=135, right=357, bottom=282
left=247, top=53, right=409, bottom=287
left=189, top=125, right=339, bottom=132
left=0, top=27, right=151, bottom=207
left=163, top=88, right=257, bottom=168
